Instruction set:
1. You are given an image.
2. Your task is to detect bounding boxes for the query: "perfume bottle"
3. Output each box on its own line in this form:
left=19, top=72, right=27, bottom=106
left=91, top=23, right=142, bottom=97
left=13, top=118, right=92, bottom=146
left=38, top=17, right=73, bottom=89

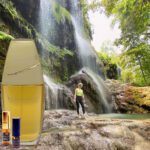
left=1, top=39, right=44, bottom=145
left=2, top=111, right=10, bottom=146
left=12, top=118, right=20, bottom=148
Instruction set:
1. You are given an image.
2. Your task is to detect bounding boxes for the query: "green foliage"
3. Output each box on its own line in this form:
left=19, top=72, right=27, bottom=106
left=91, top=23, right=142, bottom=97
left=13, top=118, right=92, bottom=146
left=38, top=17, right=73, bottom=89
left=39, top=36, right=74, bottom=58
left=121, top=68, right=135, bottom=84
left=88, top=0, right=101, bottom=11
left=0, top=0, right=18, bottom=19
left=100, top=0, right=150, bottom=86
left=120, top=43, right=150, bottom=86
left=0, top=31, right=14, bottom=41
left=80, top=0, right=92, bottom=39
left=62, top=64, right=69, bottom=81
left=39, top=34, right=74, bottom=83
left=0, top=31, right=13, bottom=81
left=0, top=0, right=76, bottom=83
left=0, top=0, right=74, bottom=58
left=97, top=51, right=113, bottom=65
left=0, top=32, right=13, bottom=57
left=51, top=1, right=71, bottom=24
left=97, top=51, right=119, bottom=79
left=0, top=0, right=35, bottom=37
left=0, top=23, right=8, bottom=32
left=125, top=86, right=150, bottom=113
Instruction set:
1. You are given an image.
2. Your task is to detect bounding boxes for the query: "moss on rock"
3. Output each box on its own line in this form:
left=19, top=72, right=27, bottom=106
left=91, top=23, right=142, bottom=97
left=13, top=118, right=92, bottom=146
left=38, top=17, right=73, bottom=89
left=125, top=86, right=150, bottom=112
left=0, top=0, right=76, bottom=82
left=0, top=31, right=14, bottom=81
left=51, top=1, right=71, bottom=24
left=0, top=31, right=14, bottom=40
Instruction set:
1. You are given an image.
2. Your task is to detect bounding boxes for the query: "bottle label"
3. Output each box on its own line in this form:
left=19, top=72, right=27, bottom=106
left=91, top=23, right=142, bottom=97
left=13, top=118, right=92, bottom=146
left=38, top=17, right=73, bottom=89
left=3, top=132, right=10, bottom=141
left=12, top=136, right=20, bottom=148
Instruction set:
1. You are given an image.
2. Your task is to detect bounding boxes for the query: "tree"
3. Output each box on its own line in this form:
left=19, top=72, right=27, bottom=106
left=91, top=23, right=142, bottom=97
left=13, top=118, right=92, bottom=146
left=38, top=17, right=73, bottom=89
left=92, top=0, right=150, bottom=85
left=97, top=50, right=120, bottom=80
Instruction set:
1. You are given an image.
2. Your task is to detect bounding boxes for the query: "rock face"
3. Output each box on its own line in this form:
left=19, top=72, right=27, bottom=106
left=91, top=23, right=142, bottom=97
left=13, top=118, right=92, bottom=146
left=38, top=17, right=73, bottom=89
left=11, top=0, right=40, bottom=26
left=0, top=32, right=13, bottom=80
left=0, top=0, right=82, bottom=82
left=105, top=79, right=150, bottom=114
left=0, top=110, right=150, bottom=150
left=66, top=68, right=112, bottom=113
left=45, top=83, right=75, bottom=110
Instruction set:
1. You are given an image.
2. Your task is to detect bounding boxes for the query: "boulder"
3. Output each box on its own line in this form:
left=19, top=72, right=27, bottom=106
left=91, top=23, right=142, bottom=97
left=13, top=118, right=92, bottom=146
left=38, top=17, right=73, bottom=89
left=66, top=68, right=112, bottom=113
left=105, top=79, right=150, bottom=114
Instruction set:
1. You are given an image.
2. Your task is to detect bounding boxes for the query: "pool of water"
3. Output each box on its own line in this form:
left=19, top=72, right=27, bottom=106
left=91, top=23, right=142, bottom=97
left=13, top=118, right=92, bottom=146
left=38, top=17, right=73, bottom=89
left=98, top=113, right=150, bottom=120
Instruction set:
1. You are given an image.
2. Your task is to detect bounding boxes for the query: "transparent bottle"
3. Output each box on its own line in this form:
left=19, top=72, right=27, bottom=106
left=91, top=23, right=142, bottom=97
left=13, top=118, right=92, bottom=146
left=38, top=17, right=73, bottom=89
left=1, top=39, right=44, bottom=145
left=2, top=111, right=10, bottom=146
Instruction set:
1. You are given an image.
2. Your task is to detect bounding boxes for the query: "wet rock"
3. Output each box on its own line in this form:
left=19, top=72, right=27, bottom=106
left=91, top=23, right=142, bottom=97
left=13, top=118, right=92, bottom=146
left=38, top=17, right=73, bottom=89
left=11, top=0, right=40, bottom=26
left=0, top=110, right=150, bottom=150
left=44, top=79, right=75, bottom=110
left=105, top=79, right=150, bottom=114
left=41, top=110, right=150, bottom=150
left=66, top=68, right=112, bottom=114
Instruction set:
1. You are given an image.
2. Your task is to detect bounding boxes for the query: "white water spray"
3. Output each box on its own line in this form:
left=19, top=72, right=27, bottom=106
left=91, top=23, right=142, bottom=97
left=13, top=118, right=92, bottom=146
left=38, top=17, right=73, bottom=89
left=39, top=0, right=52, bottom=38
left=71, top=0, right=112, bottom=112
left=71, top=17, right=97, bottom=71
left=39, top=0, right=62, bottom=109
left=39, top=0, right=112, bottom=112
left=81, top=68, right=112, bottom=113
left=43, top=74, right=60, bottom=109
left=70, top=0, right=98, bottom=71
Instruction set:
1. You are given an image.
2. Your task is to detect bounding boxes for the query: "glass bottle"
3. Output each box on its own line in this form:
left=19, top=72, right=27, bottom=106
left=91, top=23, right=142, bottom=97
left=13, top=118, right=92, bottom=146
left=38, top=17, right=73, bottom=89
left=1, top=39, right=44, bottom=145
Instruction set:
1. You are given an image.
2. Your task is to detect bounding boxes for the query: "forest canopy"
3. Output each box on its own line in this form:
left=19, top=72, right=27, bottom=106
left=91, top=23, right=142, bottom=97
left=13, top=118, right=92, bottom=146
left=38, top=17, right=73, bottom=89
left=89, top=0, right=150, bottom=86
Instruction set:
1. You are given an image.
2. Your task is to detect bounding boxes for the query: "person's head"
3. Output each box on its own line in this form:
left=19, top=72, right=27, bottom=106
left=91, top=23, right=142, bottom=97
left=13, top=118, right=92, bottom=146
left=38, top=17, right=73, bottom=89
left=78, top=83, right=83, bottom=89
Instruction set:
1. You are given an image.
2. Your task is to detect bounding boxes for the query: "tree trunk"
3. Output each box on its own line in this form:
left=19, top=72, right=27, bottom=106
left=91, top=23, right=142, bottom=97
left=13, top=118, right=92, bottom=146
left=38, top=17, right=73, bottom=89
left=137, top=56, right=147, bottom=84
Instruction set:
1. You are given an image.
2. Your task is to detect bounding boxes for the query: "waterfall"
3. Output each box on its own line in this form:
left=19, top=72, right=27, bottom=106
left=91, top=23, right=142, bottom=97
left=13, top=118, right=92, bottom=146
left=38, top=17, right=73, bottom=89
left=70, top=0, right=98, bottom=72
left=39, top=0, right=61, bottom=110
left=71, top=17, right=98, bottom=72
left=81, top=68, right=112, bottom=113
left=39, top=0, right=112, bottom=113
left=70, top=0, right=112, bottom=112
left=39, top=0, right=52, bottom=38
left=43, top=74, right=73, bottom=110
left=43, top=75, right=59, bottom=109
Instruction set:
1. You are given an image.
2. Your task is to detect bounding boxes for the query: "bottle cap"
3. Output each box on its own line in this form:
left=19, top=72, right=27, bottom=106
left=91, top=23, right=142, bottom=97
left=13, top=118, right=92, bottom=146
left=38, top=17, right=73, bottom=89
left=2, top=111, right=10, bottom=129
left=12, top=118, right=20, bottom=136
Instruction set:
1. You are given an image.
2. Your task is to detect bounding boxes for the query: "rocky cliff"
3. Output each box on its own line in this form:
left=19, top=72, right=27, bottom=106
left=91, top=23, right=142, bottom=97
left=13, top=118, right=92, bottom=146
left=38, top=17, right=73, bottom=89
left=0, top=0, right=91, bottom=82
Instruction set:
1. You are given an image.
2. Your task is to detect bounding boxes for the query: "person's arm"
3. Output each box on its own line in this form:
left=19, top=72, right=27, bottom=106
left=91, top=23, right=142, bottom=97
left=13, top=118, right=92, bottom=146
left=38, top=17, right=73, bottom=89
left=82, top=91, right=85, bottom=103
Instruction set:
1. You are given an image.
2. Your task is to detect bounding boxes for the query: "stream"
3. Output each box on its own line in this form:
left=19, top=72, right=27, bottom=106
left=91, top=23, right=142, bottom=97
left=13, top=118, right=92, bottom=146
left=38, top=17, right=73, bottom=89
left=97, top=113, right=150, bottom=120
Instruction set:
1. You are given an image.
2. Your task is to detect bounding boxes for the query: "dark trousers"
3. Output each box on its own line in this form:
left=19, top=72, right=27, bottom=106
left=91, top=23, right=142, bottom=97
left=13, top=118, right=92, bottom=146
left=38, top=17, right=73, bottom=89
left=76, top=96, right=85, bottom=114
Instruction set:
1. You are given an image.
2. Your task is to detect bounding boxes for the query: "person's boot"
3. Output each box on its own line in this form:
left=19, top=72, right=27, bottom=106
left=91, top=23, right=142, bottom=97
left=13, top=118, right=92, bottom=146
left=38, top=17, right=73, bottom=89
left=78, top=114, right=81, bottom=118
left=82, top=114, right=85, bottom=119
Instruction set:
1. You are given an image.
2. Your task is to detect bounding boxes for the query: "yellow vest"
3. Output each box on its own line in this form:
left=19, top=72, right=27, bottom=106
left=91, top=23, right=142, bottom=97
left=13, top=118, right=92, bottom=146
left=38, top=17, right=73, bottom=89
left=75, top=88, right=84, bottom=96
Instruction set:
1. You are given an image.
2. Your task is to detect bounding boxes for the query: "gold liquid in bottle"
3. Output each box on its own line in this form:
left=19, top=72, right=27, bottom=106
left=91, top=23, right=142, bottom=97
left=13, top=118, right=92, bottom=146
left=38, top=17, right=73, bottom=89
left=1, top=39, right=44, bottom=145
left=2, top=111, right=10, bottom=146
left=2, top=85, right=44, bottom=142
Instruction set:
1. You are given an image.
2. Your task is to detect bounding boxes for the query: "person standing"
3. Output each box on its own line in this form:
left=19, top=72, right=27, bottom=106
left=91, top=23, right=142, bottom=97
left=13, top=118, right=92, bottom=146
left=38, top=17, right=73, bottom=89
left=74, top=83, right=85, bottom=118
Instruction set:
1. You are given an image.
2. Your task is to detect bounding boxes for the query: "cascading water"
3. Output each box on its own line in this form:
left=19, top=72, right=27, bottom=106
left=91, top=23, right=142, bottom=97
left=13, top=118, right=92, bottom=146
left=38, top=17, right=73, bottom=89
left=44, top=74, right=74, bottom=110
left=70, top=1, right=98, bottom=71
left=39, top=0, right=52, bottom=38
left=39, top=0, right=62, bottom=109
left=81, top=68, right=112, bottom=113
left=43, top=74, right=59, bottom=109
left=70, top=0, right=112, bottom=112
left=71, top=17, right=98, bottom=72
left=39, top=0, right=112, bottom=112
